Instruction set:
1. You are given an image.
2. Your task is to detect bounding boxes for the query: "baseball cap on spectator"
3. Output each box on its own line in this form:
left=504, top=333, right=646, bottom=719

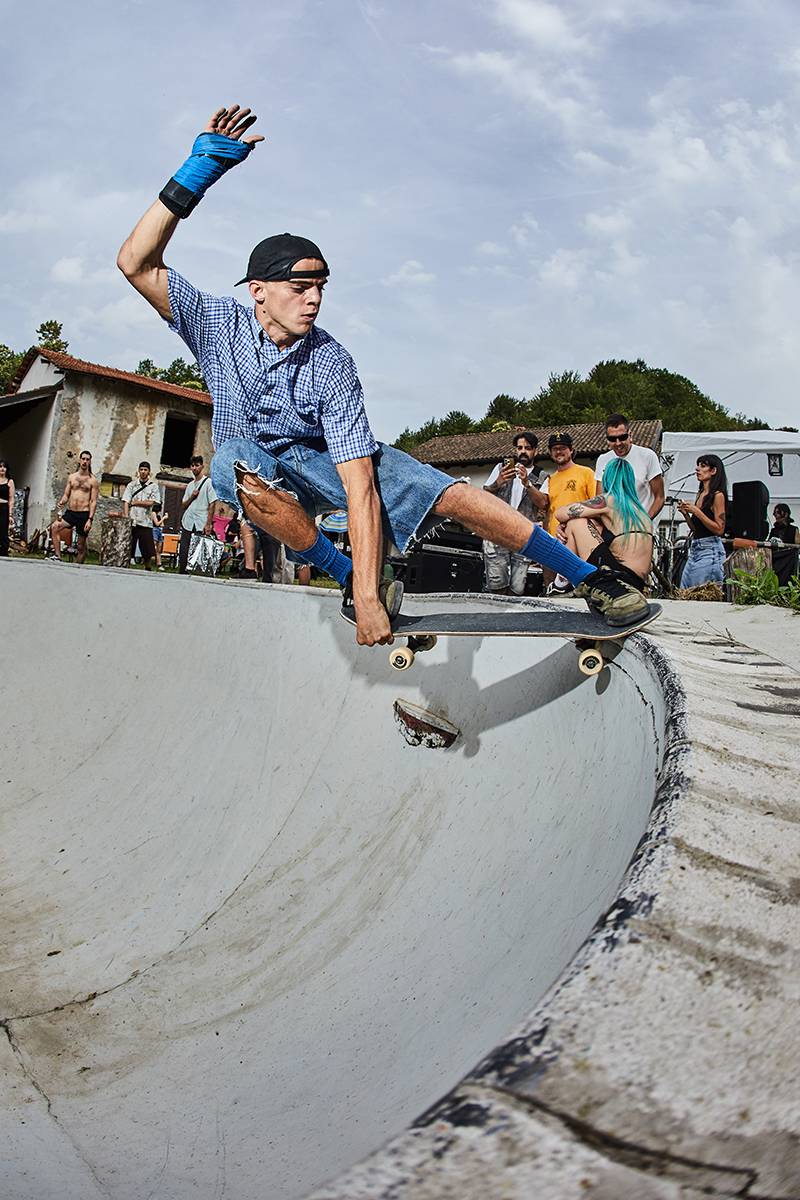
left=548, top=431, right=573, bottom=449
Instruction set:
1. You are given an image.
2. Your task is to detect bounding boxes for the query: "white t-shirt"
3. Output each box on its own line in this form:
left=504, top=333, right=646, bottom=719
left=122, top=479, right=162, bottom=528
left=594, top=444, right=662, bottom=512
left=181, top=475, right=217, bottom=531
left=484, top=462, right=541, bottom=510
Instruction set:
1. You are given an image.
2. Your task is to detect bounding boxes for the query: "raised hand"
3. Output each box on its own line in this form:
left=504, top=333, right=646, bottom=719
left=205, top=105, right=265, bottom=147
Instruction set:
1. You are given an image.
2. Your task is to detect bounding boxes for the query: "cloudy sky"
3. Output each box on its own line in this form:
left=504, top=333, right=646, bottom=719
left=3, top=0, right=799, bottom=438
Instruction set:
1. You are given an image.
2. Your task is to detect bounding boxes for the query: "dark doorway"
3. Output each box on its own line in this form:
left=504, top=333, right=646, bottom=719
left=161, top=414, right=197, bottom=468
left=161, top=484, right=186, bottom=533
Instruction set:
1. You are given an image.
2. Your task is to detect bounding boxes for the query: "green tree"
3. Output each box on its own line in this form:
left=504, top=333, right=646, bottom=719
left=484, top=393, right=524, bottom=425
left=36, top=319, right=69, bottom=353
left=0, top=344, right=24, bottom=393
left=135, top=358, right=160, bottom=378
left=135, top=356, right=205, bottom=390
left=392, top=356, right=769, bottom=449
left=436, top=410, right=475, bottom=436
left=524, top=370, right=604, bottom=425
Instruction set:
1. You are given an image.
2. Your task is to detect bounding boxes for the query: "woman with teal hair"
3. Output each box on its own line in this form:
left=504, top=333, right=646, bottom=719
left=554, top=456, right=653, bottom=592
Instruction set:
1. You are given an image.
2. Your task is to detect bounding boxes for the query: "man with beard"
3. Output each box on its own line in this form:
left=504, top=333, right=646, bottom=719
left=482, top=431, right=547, bottom=594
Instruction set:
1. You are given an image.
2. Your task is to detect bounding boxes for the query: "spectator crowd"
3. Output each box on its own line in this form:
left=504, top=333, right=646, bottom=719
left=1, top=411, right=796, bottom=597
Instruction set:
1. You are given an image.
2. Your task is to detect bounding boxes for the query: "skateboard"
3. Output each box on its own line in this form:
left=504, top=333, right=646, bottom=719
left=341, top=602, right=661, bottom=676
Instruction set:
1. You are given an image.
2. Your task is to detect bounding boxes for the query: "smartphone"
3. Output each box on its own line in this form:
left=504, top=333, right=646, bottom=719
left=504, top=456, right=516, bottom=471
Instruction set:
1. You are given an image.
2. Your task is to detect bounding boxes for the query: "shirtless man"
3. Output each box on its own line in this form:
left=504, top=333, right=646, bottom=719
left=51, top=451, right=99, bottom=563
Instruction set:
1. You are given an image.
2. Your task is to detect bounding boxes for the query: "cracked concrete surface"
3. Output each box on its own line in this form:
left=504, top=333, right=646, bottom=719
left=3, top=560, right=799, bottom=1198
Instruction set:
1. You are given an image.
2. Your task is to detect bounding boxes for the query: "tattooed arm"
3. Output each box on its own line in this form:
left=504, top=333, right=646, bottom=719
left=554, top=494, right=610, bottom=524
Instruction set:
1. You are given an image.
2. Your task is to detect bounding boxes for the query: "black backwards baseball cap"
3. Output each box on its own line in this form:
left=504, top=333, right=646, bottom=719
left=548, top=431, right=573, bottom=449
left=235, top=233, right=329, bottom=286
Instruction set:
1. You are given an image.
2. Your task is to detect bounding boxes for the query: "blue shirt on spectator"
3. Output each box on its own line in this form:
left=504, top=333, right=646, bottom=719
left=165, top=268, right=379, bottom=465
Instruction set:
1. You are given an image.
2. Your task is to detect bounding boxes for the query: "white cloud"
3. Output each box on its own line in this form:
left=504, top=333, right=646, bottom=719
left=346, top=314, right=376, bottom=335
left=492, top=0, right=589, bottom=55
left=51, top=257, right=85, bottom=284
left=476, top=240, right=508, bottom=256
left=539, top=248, right=589, bottom=290
left=445, top=49, right=590, bottom=131
left=382, top=260, right=436, bottom=286
left=572, top=149, right=616, bottom=172
left=584, top=210, right=631, bottom=238
left=0, top=210, right=56, bottom=234
left=510, top=214, right=539, bottom=246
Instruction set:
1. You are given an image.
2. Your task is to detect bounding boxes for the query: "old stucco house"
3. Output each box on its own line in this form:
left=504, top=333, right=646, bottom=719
left=0, top=348, right=214, bottom=543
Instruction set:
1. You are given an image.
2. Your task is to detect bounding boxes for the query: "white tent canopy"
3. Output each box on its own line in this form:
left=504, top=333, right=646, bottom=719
left=661, top=430, right=800, bottom=519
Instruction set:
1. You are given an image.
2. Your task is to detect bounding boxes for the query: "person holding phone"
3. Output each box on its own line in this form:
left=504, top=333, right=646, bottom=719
left=482, top=432, right=547, bottom=594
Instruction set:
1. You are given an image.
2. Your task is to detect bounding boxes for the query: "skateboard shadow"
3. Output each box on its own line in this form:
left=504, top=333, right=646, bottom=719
left=325, top=602, right=613, bottom=759
left=404, top=636, right=611, bottom=759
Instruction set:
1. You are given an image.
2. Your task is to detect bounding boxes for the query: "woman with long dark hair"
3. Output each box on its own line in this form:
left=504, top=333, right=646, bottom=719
left=0, top=460, right=15, bottom=556
left=769, top=504, right=800, bottom=546
left=678, top=454, right=728, bottom=587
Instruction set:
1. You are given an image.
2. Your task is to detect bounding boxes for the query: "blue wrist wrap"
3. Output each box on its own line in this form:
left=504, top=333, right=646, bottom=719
left=160, top=133, right=254, bottom=218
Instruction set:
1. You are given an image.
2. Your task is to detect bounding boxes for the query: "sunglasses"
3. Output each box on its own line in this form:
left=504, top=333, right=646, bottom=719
left=607, top=433, right=630, bottom=443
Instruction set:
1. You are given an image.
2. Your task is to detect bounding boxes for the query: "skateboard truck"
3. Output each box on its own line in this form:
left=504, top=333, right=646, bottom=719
left=389, top=635, right=437, bottom=672
left=390, top=635, right=605, bottom=676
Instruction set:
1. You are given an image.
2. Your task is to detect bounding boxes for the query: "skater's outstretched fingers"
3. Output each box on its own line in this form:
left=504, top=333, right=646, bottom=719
left=205, top=104, right=265, bottom=145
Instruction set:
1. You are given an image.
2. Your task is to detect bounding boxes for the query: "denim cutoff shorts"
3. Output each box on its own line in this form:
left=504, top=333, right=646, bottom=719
left=210, top=437, right=460, bottom=554
left=680, top=536, right=726, bottom=587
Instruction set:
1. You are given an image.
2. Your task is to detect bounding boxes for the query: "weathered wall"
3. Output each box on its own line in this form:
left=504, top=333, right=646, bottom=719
left=46, top=373, right=213, bottom=547
left=49, top=375, right=213, bottom=486
left=0, top=397, right=57, bottom=533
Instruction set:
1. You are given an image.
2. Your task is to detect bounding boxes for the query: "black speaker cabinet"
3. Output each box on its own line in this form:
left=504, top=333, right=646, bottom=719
left=730, top=480, right=769, bottom=540
left=397, top=547, right=485, bottom=593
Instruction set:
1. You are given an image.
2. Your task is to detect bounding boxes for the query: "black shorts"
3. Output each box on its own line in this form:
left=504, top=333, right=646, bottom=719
left=63, top=509, right=90, bottom=536
left=588, top=542, right=647, bottom=592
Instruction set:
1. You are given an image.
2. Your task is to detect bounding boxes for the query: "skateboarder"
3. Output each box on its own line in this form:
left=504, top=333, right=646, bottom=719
left=117, top=103, right=649, bottom=645
left=51, top=450, right=99, bottom=563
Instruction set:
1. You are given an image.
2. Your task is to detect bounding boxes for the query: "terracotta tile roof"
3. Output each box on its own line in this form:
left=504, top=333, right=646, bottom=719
left=12, top=347, right=212, bottom=407
left=411, top=420, right=662, bottom=465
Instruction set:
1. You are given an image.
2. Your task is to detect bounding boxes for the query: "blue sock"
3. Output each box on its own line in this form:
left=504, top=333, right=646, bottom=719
left=520, top=525, right=596, bottom=585
left=297, top=532, right=352, bottom=587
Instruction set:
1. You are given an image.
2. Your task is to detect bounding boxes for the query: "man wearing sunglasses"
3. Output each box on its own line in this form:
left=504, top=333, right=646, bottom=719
left=594, top=414, right=665, bottom=520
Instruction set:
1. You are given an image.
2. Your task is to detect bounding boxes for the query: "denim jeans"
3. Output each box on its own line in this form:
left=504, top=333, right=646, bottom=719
left=483, top=544, right=530, bottom=594
left=211, top=437, right=459, bottom=554
left=680, top=537, right=726, bottom=587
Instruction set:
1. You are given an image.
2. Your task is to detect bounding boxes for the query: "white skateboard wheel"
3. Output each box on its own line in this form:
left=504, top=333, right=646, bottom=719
left=578, top=647, right=604, bottom=676
left=390, top=646, right=415, bottom=671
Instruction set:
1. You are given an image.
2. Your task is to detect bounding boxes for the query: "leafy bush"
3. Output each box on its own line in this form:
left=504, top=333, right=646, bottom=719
left=730, top=566, right=800, bottom=612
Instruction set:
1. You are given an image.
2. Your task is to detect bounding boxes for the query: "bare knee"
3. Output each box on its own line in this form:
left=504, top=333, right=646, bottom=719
left=432, top=480, right=470, bottom=518
left=234, top=465, right=315, bottom=552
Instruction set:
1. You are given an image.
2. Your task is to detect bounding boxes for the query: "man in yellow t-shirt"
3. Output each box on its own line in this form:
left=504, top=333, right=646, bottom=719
left=540, top=432, right=598, bottom=535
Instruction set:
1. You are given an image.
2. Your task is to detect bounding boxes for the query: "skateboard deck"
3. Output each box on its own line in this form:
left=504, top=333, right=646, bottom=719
left=341, top=602, right=661, bottom=675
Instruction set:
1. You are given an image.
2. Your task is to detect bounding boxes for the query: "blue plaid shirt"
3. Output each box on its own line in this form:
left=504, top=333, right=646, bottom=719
left=165, top=269, right=378, bottom=464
